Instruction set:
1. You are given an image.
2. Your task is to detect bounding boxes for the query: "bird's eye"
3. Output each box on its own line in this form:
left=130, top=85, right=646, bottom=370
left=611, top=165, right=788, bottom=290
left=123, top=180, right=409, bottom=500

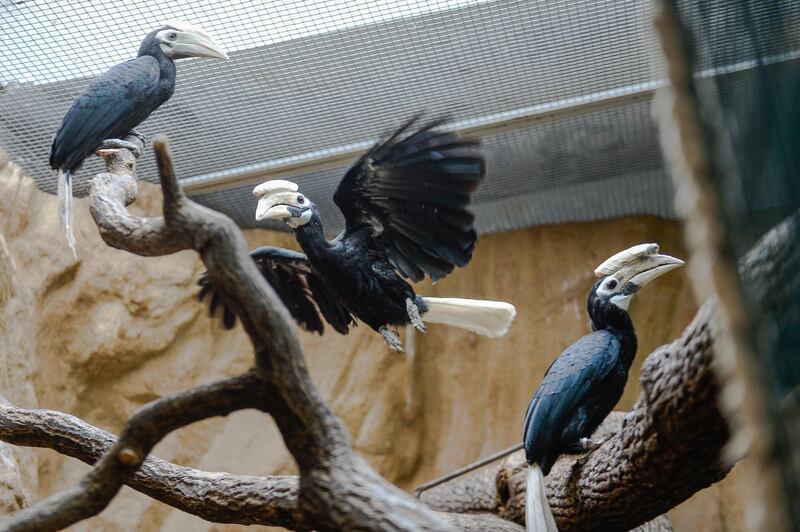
left=297, top=195, right=305, bottom=204
left=606, top=279, right=618, bottom=290
left=167, top=32, right=178, bottom=41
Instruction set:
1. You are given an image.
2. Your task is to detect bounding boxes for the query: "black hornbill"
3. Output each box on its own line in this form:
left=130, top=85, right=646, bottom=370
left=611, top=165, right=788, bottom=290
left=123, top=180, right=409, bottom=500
left=49, top=21, right=228, bottom=254
left=199, top=117, right=516, bottom=351
left=522, top=243, right=684, bottom=531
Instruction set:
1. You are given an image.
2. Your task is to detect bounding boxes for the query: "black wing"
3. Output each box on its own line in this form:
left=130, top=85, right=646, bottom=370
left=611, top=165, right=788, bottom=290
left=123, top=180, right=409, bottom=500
left=333, top=116, right=485, bottom=282
left=198, top=246, right=355, bottom=335
left=50, top=56, right=161, bottom=172
left=523, top=330, right=621, bottom=473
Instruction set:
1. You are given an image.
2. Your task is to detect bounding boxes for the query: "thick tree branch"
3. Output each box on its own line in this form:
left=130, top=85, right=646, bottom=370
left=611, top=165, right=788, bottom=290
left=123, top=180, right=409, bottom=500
left=0, top=396, right=515, bottom=531
left=90, top=136, right=189, bottom=255
left=1, top=373, right=267, bottom=531
left=0, top=397, right=305, bottom=529
left=1, top=136, right=453, bottom=531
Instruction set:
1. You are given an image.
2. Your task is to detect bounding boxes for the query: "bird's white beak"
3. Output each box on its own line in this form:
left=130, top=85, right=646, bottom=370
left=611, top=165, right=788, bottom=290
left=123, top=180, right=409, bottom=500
left=255, top=192, right=301, bottom=221
left=625, top=253, right=684, bottom=288
left=171, top=29, right=229, bottom=59
left=596, top=243, right=685, bottom=289
left=253, top=180, right=312, bottom=227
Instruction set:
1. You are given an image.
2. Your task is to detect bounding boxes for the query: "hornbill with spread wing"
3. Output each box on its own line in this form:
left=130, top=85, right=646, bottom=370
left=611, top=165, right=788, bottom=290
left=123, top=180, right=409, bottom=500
left=199, top=117, right=516, bottom=351
left=49, top=21, right=228, bottom=255
left=522, top=243, right=684, bottom=531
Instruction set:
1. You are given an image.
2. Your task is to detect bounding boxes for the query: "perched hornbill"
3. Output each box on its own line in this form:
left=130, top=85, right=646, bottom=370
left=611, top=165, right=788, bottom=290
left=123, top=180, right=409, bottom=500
left=199, top=117, right=516, bottom=351
left=522, top=243, right=684, bottom=531
left=49, top=21, right=228, bottom=255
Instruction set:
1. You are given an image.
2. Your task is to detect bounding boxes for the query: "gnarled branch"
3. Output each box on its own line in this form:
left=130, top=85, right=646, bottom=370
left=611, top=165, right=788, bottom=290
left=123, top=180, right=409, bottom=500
left=0, top=136, right=453, bottom=531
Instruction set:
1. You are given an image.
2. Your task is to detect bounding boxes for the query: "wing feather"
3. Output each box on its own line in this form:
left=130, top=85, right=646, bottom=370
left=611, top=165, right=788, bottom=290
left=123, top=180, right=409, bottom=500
left=50, top=56, right=162, bottom=171
left=197, top=246, right=355, bottom=335
left=333, top=116, right=485, bottom=282
left=523, top=331, right=621, bottom=469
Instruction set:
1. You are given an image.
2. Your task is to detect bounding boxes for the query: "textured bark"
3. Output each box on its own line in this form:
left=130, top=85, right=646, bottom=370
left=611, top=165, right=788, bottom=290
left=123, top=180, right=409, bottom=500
left=0, top=136, right=452, bottom=531
left=0, top=395, right=518, bottom=531
left=0, top=392, right=304, bottom=529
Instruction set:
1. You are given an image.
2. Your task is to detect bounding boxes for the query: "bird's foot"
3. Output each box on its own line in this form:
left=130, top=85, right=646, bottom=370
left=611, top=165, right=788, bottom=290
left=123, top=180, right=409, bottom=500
left=579, top=437, right=603, bottom=451
left=97, top=139, right=143, bottom=158
left=128, top=129, right=148, bottom=145
left=405, top=298, right=426, bottom=334
left=565, top=437, right=606, bottom=454
left=379, top=326, right=404, bottom=353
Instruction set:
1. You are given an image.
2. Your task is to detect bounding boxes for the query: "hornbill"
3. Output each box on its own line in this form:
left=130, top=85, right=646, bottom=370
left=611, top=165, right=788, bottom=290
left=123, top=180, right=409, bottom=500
left=49, top=21, right=228, bottom=255
left=522, top=243, right=684, bottom=531
left=199, top=117, right=516, bottom=351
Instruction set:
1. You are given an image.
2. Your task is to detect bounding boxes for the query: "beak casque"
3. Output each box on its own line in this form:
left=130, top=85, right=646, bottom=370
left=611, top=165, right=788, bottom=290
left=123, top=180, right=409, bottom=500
left=253, top=179, right=301, bottom=222
left=595, top=243, right=685, bottom=288
left=165, top=20, right=229, bottom=60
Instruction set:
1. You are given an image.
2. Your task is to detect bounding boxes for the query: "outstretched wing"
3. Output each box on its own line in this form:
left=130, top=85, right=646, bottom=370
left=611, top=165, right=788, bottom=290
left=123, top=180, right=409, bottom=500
left=198, top=246, right=355, bottom=335
left=333, top=116, right=485, bottom=282
left=50, top=56, right=162, bottom=172
left=523, top=330, right=621, bottom=472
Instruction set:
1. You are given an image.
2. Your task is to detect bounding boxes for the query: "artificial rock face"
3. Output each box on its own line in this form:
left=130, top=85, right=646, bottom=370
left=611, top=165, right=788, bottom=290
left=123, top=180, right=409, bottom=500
left=0, top=151, right=747, bottom=531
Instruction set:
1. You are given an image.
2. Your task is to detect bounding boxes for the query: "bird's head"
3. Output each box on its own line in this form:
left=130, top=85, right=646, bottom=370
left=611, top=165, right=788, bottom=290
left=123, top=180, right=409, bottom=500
left=152, top=21, right=228, bottom=60
left=588, top=243, right=684, bottom=327
left=253, top=180, right=315, bottom=229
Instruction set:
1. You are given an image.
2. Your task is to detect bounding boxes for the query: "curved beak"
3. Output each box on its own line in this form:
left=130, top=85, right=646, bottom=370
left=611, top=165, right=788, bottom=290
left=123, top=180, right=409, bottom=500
left=255, top=192, right=303, bottom=221
left=172, top=29, right=228, bottom=60
left=596, top=243, right=685, bottom=291
left=625, top=253, right=685, bottom=289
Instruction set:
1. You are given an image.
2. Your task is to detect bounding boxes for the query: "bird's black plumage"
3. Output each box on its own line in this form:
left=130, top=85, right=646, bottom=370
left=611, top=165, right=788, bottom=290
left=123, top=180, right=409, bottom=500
left=200, top=117, right=485, bottom=337
left=523, top=278, right=637, bottom=475
left=50, top=28, right=176, bottom=173
left=334, top=116, right=484, bottom=282
left=198, top=246, right=355, bottom=334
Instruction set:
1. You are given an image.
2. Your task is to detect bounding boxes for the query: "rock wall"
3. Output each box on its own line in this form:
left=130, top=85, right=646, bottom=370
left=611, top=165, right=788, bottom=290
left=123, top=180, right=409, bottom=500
left=0, top=154, right=747, bottom=531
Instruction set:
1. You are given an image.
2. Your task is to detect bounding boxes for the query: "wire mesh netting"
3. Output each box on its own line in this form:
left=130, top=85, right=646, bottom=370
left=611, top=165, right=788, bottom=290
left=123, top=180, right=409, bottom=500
left=0, top=0, right=674, bottom=234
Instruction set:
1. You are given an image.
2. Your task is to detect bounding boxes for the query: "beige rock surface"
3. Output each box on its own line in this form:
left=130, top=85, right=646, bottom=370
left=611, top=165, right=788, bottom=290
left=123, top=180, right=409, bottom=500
left=0, top=153, right=747, bottom=531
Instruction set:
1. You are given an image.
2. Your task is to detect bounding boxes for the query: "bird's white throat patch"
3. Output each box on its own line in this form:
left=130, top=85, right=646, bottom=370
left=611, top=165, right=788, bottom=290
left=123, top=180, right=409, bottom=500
left=609, top=294, right=632, bottom=310
left=287, top=209, right=313, bottom=228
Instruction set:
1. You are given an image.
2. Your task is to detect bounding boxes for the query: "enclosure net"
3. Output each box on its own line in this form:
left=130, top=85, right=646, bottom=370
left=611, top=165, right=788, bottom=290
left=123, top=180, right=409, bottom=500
left=1, top=1, right=796, bottom=235
left=0, top=0, right=675, bottom=233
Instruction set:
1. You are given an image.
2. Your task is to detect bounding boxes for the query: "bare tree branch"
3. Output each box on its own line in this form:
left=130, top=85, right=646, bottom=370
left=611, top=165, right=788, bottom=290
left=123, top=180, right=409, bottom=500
left=1, top=373, right=267, bottom=531
left=0, top=396, right=305, bottom=529
left=0, top=136, right=454, bottom=531
left=0, top=395, right=519, bottom=531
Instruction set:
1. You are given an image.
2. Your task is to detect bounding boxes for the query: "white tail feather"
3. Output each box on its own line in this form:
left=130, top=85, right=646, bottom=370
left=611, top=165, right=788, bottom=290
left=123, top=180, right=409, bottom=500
left=526, top=464, right=558, bottom=532
left=421, top=297, right=516, bottom=337
left=57, top=170, right=77, bottom=257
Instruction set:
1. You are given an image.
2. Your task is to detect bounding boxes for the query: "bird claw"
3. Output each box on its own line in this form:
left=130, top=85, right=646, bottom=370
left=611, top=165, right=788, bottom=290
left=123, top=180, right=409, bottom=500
left=564, top=437, right=605, bottom=454
left=128, top=129, right=148, bottom=145
left=379, top=326, right=404, bottom=353
left=405, top=298, right=426, bottom=334
left=97, top=139, right=143, bottom=158
left=578, top=437, right=604, bottom=451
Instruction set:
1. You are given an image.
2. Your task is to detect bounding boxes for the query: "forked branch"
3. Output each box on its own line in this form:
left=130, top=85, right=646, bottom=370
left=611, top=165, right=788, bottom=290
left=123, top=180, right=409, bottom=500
left=0, top=136, right=453, bottom=531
